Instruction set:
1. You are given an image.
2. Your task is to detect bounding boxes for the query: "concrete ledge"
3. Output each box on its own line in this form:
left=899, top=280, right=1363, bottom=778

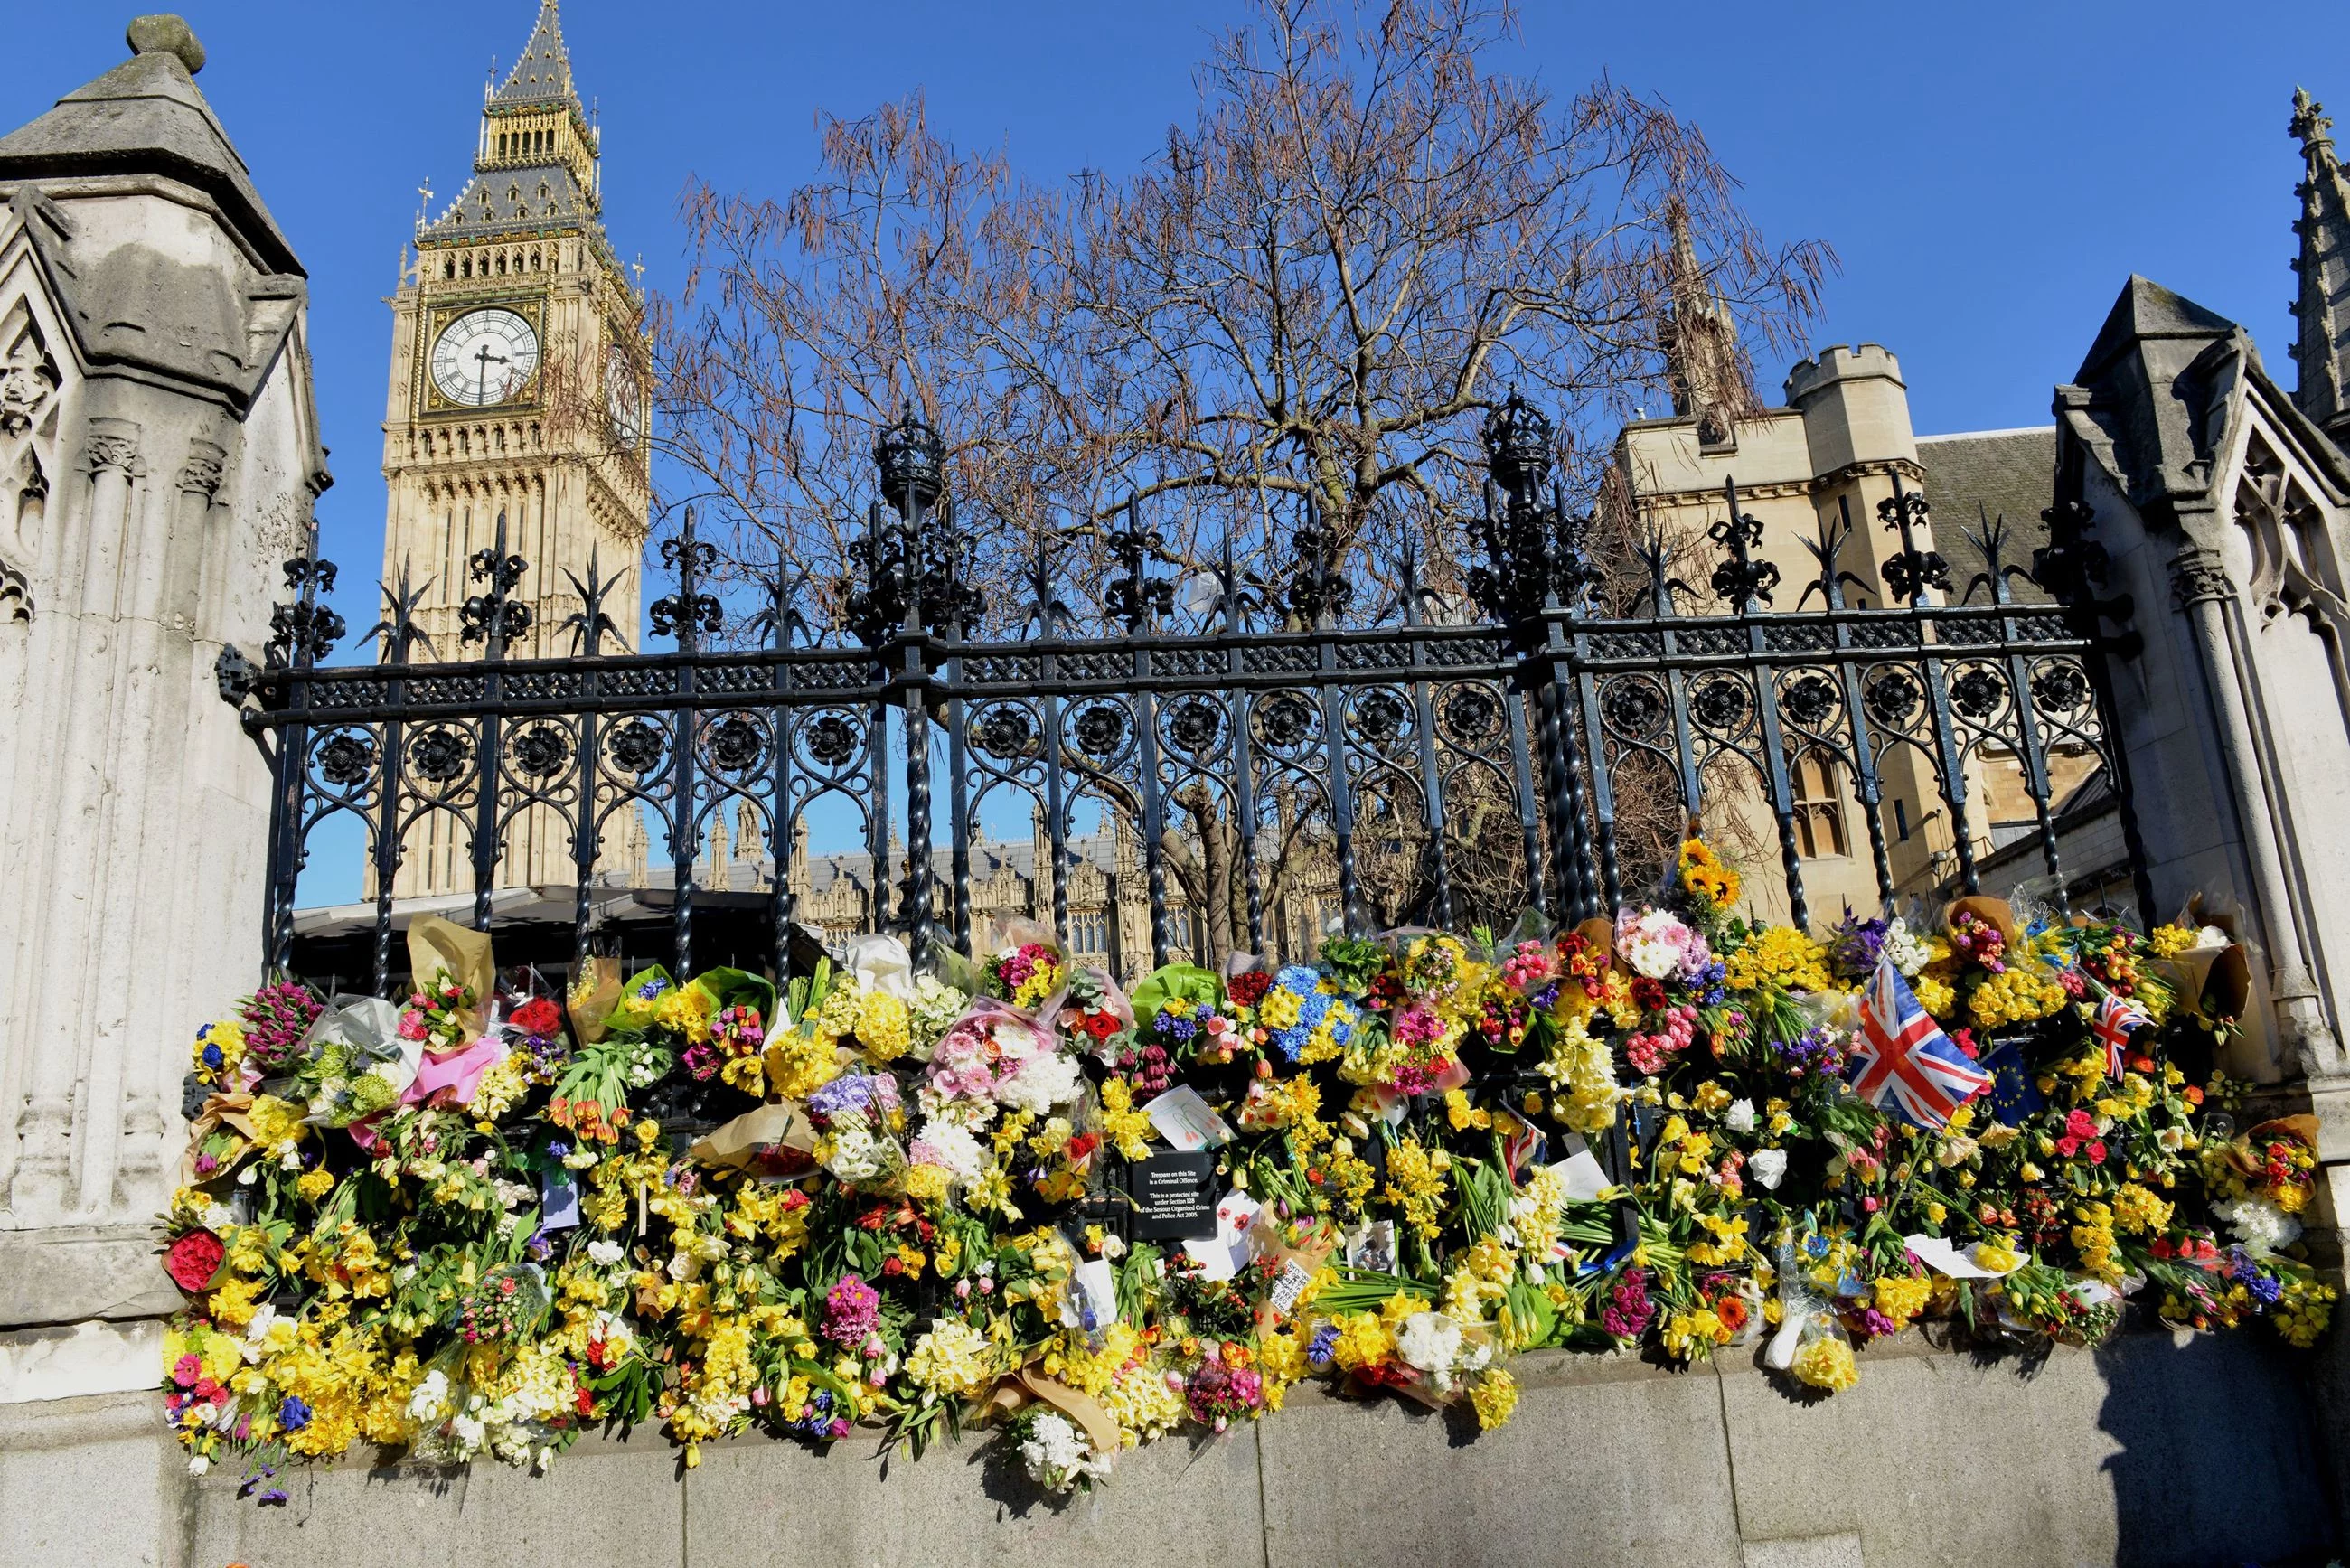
left=0, top=1327, right=2333, bottom=1568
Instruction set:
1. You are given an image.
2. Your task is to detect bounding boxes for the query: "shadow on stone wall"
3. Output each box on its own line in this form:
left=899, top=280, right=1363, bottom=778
left=2096, top=1328, right=2336, bottom=1567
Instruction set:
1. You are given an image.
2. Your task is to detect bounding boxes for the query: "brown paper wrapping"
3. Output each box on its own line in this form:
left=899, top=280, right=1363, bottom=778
left=689, top=1102, right=818, bottom=1170
left=567, top=955, right=624, bottom=1044
left=980, top=1366, right=1122, bottom=1460
left=1948, top=895, right=2021, bottom=949
left=407, top=915, right=493, bottom=1039
left=178, top=1092, right=261, bottom=1186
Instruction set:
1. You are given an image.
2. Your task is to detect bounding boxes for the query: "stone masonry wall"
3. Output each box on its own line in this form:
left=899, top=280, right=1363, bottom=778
left=2, top=1329, right=2329, bottom=1568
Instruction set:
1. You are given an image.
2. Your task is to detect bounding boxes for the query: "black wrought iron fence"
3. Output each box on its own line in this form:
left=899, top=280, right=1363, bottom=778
left=220, top=396, right=2151, bottom=999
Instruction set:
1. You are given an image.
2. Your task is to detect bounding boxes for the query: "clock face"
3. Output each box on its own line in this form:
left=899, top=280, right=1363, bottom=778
left=605, top=345, right=641, bottom=445
left=431, top=308, right=540, bottom=407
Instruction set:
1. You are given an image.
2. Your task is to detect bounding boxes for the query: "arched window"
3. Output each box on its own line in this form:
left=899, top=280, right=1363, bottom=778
left=1790, top=748, right=1848, bottom=859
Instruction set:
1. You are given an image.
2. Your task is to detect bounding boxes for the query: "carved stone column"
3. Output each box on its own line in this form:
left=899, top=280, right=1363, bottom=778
left=2168, top=540, right=2346, bottom=1076
left=0, top=19, right=324, bottom=1401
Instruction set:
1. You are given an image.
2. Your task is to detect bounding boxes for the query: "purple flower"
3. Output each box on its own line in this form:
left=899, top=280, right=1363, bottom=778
left=1828, top=914, right=1891, bottom=981
left=1600, top=1269, right=1655, bottom=1338
left=809, top=1073, right=900, bottom=1122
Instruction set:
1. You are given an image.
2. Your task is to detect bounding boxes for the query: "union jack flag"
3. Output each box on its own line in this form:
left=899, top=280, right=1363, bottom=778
left=2092, top=990, right=2152, bottom=1076
left=1847, top=955, right=1991, bottom=1130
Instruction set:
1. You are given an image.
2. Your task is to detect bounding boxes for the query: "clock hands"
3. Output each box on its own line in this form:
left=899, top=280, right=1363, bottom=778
left=471, top=341, right=512, bottom=406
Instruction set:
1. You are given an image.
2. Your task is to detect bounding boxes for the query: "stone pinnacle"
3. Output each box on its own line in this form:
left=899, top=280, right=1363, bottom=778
left=125, top=14, right=204, bottom=75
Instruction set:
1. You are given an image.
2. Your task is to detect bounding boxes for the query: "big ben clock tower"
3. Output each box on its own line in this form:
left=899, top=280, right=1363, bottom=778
left=380, top=0, right=651, bottom=896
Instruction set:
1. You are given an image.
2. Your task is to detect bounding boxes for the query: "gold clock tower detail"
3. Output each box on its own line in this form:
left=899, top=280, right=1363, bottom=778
left=379, top=0, right=651, bottom=897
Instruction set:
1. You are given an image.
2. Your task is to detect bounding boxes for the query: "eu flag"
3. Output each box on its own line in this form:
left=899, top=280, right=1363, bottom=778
left=1978, top=1038, right=2044, bottom=1126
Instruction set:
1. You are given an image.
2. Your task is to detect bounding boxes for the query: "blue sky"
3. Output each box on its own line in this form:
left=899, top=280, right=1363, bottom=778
left=5, top=2, right=2336, bottom=901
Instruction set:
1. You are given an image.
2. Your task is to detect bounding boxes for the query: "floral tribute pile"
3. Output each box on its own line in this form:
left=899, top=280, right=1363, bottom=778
left=162, top=840, right=2335, bottom=1498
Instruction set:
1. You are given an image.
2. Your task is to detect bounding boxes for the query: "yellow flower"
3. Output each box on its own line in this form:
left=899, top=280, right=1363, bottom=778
left=654, top=986, right=715, bottom=1045
left=1381, top=1138, right=1451, bottom=1239
left=1678, top=838, right=1741, bottom=909
left=1724, top=925, right=1830, bottom=994
left=904, top=1319, right=993, bottom=1400
left=1968, top=968, right=2068, bottom=1029
left=1972, top=1233, right=2023, bottom=1274
left=2111, top=1183, right=2173, bottom=1236
left=858, top=990, right=912, bottom=1063
left=1870, top=1274, right=1932, bottom=1329
left=209, top=1275, right=263, bottom=1330
left=245, top=1094, right=309, bottom=1154
left=1790, top=1336, right=1859, bottom=1392
left=1329, top=1311, right=1396, bottom=1372
left=719, top=1053, right=766, bottom=1096
left=296, top=1168, right=334, bottom=1201
left=1469, top=1367, right=1519, bottom=1430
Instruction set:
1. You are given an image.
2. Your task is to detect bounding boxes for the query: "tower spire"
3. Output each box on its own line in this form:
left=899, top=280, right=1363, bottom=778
left=494, top=0, right=576, bottom=109
left=1658, top=196, right=1757, bottom=448
left=2289, top=87, right=2350, bottom=447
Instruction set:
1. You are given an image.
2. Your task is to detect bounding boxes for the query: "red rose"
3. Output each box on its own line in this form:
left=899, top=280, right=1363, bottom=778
left=511, top=998, right=561, bottom=1038
left=1086, top=1012, right=1118, bottom=1040
left=1630, top=977, right=1668, bottom=1014
left=164, top=1230, right=225, bottom=1294
left=1228, top=972, right=1271, bottom=1009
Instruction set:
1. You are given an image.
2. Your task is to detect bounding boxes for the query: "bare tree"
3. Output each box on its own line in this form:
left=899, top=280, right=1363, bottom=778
left=651, top=0, right=1828, bottom=628
left=636, top=0, right=1830, bottom=948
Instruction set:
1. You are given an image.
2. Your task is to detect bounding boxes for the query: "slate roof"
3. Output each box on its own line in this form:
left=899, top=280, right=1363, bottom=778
left=494, top=1, right=577, bottom=108
left=1917, top=427, right=2056, bottom=604
left=420, top=163, right=597, bottom=242
left=798, top=834, right=1123, bottom=897
left=0, top=33, right=300, bottom=276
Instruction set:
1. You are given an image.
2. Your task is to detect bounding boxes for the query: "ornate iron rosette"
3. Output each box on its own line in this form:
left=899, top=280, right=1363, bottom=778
left=316, top=729, right=377, bottom=788
left=408, top=725, right=473, bottom=785
left=2029, top=660, right=2091, bottom=716
left=704, top=714, right=766, bottom=775
left=1068, top=700, right=1132, bottom=763
left=1437, top=684, right=1505, bottom=747
left=1251, top=690, right=1319, bottom=754
left=1781, top=672, right=1840, bottom=732
left=510, top=722, right=572, bottom=780
left=1948, top=664, right=2007, bottom=722
left=1687, top=676, right=1753, bottom=736
left=798, top=709, right=861, bottom=770
left=971, top=702, right=1038, bottom=764
left=1599, top=676, right=1668, bottom=742
left=1863, top=669, right=1923, bottom=729
left=606, top=718, right=666, bottom=776
left=1348, top=688, right=1410, bottom=748
left=1162, top=696, right=1225, bottom=760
